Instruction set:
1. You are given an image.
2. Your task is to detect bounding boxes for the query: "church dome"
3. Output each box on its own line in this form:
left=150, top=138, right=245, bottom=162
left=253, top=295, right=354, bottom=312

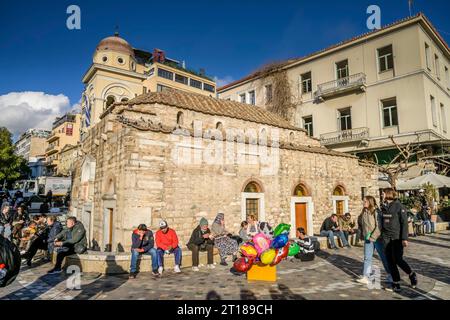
left=96, top=33, right=134, bottom=57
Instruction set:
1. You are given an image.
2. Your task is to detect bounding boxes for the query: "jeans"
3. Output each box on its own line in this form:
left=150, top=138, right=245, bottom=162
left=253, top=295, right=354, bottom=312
left=25, top=237, right=48, bottom=262
left=157, top=246, right=182, bottom=267
left=384, top=239, right=412, bottom=283
left=423, top=220, right=435, bottom=233
left=362, top=239, right=391, bottom=279
left=129, top=248, right=158, bottom=273
left=187, top=243, right=214, bottom=267
left=320, top=230, right=349, bottom=248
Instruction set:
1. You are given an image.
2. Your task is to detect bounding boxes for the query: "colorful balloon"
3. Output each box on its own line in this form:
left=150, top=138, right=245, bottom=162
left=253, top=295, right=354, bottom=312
left=271, top=233, right=289, bottom=249
left=260, top=248, right=276, bottom=265
left=233, top=257, right=254, bottom=273
left=239, top=242, right=258, bottom=259
left=273, top=223, right=291, bottom=237
left=252, top=233, right=272, bottom=255
left=271, top=245, right=289, bottom=266
left=288, top=241, right=300, bottom=256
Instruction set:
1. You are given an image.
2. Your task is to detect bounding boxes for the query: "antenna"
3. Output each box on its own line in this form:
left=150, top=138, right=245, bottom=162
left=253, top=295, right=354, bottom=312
left=408, top=0, right=413, bottom=17
left=115, top=24, right=119, bottom=36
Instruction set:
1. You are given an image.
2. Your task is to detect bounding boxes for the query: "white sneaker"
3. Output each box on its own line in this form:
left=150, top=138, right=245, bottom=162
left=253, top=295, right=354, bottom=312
left=206, top=264, right=215, bottom=269
left=356, top=277, right=369, bottom=285
left=192, top=266, right=200, bottom=272
left=174, top=265, right=181, bottom=273
left=158, top=266, right=163, bottom=274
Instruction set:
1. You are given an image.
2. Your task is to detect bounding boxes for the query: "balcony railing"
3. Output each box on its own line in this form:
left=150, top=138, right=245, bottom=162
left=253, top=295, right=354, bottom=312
left=320, top=127, right=369, bottom=146
left=315, top=73, right=366, bottom=100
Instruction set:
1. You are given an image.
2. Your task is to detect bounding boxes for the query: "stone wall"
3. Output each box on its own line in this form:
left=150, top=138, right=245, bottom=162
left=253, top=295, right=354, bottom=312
left=71, top=101, right=378, bottom=252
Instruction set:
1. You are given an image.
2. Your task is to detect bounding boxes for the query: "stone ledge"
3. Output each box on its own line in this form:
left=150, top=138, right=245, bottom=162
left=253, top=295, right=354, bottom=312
left=61, top=248, right=220, bottom=274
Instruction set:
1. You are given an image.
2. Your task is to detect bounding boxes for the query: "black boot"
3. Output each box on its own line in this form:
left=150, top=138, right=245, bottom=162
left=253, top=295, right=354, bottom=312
left=220, top=257, right=228, bottom=266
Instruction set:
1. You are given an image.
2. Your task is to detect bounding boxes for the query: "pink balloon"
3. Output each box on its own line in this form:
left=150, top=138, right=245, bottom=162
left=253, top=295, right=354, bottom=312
left=252, top=233, right=272, bottom=255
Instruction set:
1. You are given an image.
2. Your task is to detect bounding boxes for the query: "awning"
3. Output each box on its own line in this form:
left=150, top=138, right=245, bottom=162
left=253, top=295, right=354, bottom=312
left=396, top=173, right=450, bottom=190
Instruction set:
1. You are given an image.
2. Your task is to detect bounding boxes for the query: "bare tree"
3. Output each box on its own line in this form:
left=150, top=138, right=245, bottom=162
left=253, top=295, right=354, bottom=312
left=361, top=136, right=426, bottom=189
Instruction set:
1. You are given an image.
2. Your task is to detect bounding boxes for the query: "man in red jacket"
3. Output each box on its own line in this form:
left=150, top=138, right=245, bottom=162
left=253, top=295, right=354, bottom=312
left=155, top=220, right=182, bottom=274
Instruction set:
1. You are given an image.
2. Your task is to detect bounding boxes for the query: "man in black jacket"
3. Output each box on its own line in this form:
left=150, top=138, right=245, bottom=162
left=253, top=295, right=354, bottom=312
left=187, top=217, right=215, bottom=271
left=129, top=224, right=158, bottom=278
left=320, top=214, right=350, bottom=249
left=381, top=188, right=417, bottom=293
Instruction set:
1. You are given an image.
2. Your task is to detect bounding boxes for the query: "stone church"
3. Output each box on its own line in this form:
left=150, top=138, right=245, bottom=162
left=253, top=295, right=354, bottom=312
left=70, top=89, right=379, bottom=252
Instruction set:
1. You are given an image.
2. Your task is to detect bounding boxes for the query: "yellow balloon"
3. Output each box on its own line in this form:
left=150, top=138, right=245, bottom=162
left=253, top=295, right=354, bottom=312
left=260, top=248, right=276, bottom=265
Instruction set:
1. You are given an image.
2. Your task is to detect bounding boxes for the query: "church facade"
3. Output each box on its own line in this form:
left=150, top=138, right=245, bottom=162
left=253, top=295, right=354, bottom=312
left=70, top=89, right=379, bottom=252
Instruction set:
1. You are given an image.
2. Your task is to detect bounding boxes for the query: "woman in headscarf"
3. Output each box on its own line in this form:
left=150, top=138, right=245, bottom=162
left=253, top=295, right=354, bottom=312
left=211, top=212, right=239, bottom=266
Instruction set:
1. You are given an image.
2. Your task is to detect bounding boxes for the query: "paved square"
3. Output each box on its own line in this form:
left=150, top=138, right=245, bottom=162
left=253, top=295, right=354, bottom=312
left=1, top=232, right=449, bottom=300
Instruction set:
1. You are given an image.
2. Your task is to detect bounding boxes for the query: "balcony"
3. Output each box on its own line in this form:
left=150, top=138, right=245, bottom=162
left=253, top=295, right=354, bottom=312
left=47, top=132, right=60, bottom=143
left=315, top=73, right=366, bottom=101
left=320, top=127, right=369, bottom=146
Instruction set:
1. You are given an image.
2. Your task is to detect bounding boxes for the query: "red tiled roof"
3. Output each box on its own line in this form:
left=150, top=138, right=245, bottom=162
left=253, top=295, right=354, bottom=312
left=218, top=13, right=449, bottom=92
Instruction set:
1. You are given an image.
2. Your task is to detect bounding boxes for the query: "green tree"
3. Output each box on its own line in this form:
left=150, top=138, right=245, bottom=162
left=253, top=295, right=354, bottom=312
left=0, top=127, right=30, bottom=185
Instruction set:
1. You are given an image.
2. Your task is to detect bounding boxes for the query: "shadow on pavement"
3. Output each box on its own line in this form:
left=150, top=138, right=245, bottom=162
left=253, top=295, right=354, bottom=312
left=269, top=283, right=306, bottom=300
left=409, top=238, right=450, bottom=249
left=72, top=255, right=128, bottom=300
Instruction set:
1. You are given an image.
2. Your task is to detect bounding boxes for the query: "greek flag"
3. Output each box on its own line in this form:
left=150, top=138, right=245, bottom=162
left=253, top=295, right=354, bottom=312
left=84, top=94, right=91, bottom=128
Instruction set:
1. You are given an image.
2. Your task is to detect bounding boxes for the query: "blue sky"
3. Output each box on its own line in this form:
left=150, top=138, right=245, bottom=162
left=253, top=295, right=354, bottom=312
left=0, top=0, right=449, bottom=135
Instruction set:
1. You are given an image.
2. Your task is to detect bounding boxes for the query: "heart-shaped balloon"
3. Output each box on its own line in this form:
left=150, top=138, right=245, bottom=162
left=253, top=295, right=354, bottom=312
left=233, top=257, right=254, bottom=273
left=271, top=245, right=289, bottom=266
left=239, top=242, right=258, bottom=259
left=252, top=233, right=271, bottom=255
left=260, top=248, right=276, bottom=265
left=271, top=233, right=289, bottom=249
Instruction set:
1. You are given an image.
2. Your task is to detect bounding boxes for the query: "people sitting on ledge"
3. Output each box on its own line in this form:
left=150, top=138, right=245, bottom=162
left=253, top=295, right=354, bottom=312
left=210, top=213, right=239, bottom=266
left=187, top=217, right=215, bottom=272
left=320, top=214, right=350, bottom=250
left=129, top=224, right=159, bottom=279
left=155, top=220, right=182, bottom=274
left=339, top=212, right=360, bottom=246
left=48, top=217, right=87, bottom=274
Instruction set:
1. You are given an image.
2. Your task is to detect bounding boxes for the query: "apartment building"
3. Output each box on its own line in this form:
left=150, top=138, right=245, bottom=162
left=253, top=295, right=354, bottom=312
left=81, top=32, right=216, bottom=135
left=218, top=14, right=450, bottom=174
left=45, top=113, right=81, bottom=175
left=15, top=129, right=50, bottom=161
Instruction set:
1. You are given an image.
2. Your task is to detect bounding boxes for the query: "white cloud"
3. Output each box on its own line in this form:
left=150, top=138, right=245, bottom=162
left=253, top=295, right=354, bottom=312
left=213, top=75, right=234, bottom=88
left=0, top=91, right=75, bottom=136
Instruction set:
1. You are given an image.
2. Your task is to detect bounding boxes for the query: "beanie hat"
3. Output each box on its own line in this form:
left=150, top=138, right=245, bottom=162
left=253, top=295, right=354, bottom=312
left=199, top=217, right=208, bottom=226
left=159, top=220, right=168, bottom=229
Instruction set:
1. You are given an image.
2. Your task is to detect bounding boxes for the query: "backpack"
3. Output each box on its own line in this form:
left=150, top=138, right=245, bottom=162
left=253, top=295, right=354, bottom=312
left=0, top=235, right=21, bottom=287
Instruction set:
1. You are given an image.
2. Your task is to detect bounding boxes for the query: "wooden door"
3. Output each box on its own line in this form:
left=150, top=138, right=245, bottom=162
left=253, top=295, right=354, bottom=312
left=336, top=200, right=344, bottom=216
left=295, top=203, right=308, bottom=234
left=246, top=198, right=259, bottom=220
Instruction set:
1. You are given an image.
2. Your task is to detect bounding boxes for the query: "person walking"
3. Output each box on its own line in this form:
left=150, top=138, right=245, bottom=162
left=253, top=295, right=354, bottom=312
left=356, top=196, right=392, bottom=285
left=381, top=188, right=417, bottom=292
left=187, top=217, right=215, bottom=271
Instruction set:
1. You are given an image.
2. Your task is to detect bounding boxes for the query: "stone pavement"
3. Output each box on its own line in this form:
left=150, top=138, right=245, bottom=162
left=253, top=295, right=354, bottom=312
left=1, top=231, right=449, bottom=300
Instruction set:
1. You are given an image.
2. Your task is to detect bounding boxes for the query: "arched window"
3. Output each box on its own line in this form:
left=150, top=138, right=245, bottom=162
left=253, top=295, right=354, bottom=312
left=105, top=96, right=116, bottom=109
left=177, top=111, right=184, bottom=125
left=333, top=185, right=345, bottom=196
left=216, top=122, right=223, bottom=130
left=293, top=184, right=309, bottom=197
left=244, top=181, right=262, bottom=193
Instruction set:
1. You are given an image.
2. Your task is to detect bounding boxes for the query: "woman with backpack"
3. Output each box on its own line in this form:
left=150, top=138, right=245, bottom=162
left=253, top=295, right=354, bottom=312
left=357, top=195, right=392, bottom=285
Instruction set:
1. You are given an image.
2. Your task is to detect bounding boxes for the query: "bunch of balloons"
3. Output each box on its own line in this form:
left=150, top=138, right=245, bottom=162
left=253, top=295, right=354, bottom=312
left=233, top=223, right=301, bottom=273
